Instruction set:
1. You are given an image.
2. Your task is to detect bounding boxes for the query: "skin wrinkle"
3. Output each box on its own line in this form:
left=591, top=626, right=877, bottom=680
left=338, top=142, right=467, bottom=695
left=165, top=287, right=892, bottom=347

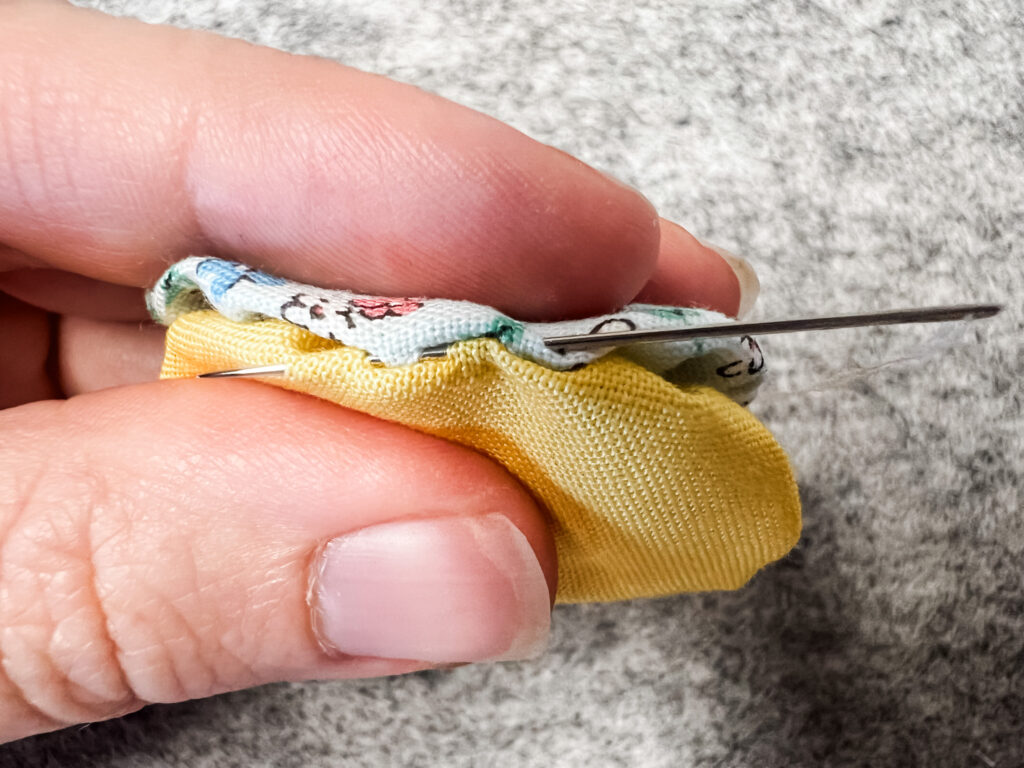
left=0, top=632, right=63, bottom=734
left=85, top=417, right=299, bottom=700
left=184, top=66, right=261, bottom=266
left=79, top=489, right=141, bottom=717
left=39, top=70, right=76, bottom=210
left=457, top=150, right=548, bottom=243
left=0, top=401, right=240, bottom=725
left=45, top=466, right=139, bottom=717
left=109, top=525, right=227, bottom=703
left=25, top=42, right=85, bottom=236
left=0, top=375, right=557, bottom=739
left=159, top=596, right=216, bottom=701
left=1, top=24, right=68, bottom=248
left=168, top=88, right=208, bottom=266
left=295, top=105, right=463, bottom=287
left=469, top=152, right=587, bottom=309
left=326, top=114, right=412, bottom=274
left=0, top=455, right=134, bottom=728
left=175, top=39, right=655, bottom=313
left=235, top=554, right=296, bottom=680
left=0, top=49, right=32, bottom=222
left=1, top=7, right=197, bottom=275
left=0, top=4, right=760, bottom=744
left=0, top=3, right=735, bottom=326
left=165, top=520, right=219, bottom=699
left=172, top=538, right=269, bottom=697
left=0, top=456, right=64, bottom=734
left=88, top=484, right=195, bottom=705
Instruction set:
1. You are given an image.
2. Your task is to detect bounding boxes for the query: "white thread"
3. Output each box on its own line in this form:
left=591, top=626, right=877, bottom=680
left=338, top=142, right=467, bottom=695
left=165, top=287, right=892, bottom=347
left=756, top=319, right=975, bottom=401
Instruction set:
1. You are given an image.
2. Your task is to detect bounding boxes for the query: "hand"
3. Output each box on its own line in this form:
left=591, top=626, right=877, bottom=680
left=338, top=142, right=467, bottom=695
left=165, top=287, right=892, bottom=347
left=0, top=1, right=754, bottom=743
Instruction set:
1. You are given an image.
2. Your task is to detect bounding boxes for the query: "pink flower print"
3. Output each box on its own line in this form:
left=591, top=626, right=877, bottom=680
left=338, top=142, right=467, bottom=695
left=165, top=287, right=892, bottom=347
left=350, top=297, right=423, bottom=320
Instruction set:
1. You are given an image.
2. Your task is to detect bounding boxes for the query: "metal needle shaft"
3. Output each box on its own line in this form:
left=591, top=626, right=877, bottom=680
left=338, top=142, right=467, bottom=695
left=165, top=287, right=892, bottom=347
left=542, top=303, right=1002, bottom=351
left=196, top=303, right=1002, bottom=379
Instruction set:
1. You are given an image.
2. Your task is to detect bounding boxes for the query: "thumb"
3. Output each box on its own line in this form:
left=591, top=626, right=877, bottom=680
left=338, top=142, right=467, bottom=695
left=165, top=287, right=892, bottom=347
left=0, top=381, right=556, bottom=743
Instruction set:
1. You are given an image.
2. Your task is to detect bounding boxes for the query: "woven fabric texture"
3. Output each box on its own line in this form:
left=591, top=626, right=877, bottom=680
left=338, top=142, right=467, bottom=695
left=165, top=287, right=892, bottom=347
left=148, top=256, right=766, bottom=406
left=160, top=310, right=801, bottom=603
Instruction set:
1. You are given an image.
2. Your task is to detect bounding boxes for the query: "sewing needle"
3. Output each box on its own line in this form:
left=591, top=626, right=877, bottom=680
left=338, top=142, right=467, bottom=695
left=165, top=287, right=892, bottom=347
left=197, top=303, right=1002, bottom=379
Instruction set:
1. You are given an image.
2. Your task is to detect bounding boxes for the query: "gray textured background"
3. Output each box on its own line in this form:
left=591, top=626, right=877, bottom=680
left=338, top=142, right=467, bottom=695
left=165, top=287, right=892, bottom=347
left=5, top=1, right=1022, bottom=765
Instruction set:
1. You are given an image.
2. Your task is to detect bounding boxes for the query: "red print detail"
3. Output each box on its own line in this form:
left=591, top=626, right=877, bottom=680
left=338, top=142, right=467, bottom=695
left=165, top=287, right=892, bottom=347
left=350, top=297, right=423, bottom=319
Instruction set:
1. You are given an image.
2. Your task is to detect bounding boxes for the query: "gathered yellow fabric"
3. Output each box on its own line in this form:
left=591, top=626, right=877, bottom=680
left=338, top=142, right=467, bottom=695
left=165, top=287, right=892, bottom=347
left=161, top=310, right=801, bottom=604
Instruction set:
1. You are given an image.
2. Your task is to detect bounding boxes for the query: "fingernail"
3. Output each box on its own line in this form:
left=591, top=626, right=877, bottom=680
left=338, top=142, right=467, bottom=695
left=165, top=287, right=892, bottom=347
left=310, top=514, right=551, bottom=664
left=699, top=240, right=760, bottom=319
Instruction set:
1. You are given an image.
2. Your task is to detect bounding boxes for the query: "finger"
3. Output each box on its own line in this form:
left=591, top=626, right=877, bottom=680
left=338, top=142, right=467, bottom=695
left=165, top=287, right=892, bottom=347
left=0, top=244, right=34, bottom=269
left=49, top=230, right=755, bottom=398
left=0, top=229, right=753, bottom=331
left=0, top=269, right=150, bottom=321
left=0, top=380, right=556, bottom=743
left=0, top=2, right=658, bottom=320
left=637, top=220, right=760, bottom=318
left=0, top=292, right=57, bottom=408
left=45, top=228, right=758, bottom=401
left=57, top=316, right=165, bottom=396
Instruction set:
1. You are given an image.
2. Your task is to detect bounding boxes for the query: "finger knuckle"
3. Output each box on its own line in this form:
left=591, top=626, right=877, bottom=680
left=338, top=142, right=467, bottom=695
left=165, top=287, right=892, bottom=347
left=0, top=457, right=143, bottom=731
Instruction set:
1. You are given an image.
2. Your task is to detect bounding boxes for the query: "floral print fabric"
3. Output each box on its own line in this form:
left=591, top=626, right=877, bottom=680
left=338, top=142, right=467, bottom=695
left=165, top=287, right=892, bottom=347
left=148, top=256, right=765, bottom=404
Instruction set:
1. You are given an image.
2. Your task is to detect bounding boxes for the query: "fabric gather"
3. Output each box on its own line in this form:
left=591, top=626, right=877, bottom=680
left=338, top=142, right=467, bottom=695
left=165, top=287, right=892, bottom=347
left=148, top=256, right=766, bottom=405
left=150, top=257, right=801, bottom=603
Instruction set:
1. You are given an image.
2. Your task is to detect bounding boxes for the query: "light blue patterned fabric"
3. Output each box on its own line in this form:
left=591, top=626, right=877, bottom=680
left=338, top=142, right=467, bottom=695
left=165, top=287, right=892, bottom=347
left=148, top=256, right=766, bottom=404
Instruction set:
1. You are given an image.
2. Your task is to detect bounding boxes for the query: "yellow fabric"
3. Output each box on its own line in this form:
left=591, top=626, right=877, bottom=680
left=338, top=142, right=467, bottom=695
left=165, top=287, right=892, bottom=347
left=161, top=310, right=801, bottom=603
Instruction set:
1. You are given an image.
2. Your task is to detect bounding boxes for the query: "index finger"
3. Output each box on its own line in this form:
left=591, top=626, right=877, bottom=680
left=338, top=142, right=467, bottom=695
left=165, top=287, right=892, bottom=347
left=1, top=2, right=666, bottom=321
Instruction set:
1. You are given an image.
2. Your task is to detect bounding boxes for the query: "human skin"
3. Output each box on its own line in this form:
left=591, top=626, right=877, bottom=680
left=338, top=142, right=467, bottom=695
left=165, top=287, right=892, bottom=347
left=0, top=0, right=752, bottom=743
